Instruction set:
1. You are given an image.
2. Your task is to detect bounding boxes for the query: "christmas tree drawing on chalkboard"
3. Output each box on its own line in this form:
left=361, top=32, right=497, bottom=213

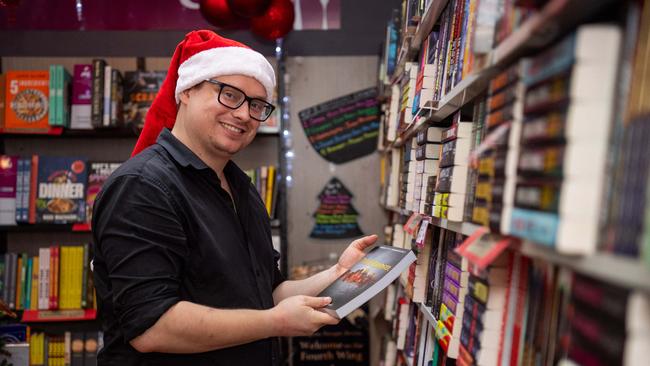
left=310, top=177, right=364, bottom=239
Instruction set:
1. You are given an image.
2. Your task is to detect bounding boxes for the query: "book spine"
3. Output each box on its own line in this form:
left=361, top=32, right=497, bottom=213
left=30, top=256, right=39, bottom=311
left=103, top=65, right=112, bottom=127
left=15, top=159, right=23, bottom=224
left=28, top=155, right=38, bottom=224
left=15, top=255, right=22, bottom=310
left=48, top=65, right=56, bottom=126
left=81, top=244, right=89, bottom=308
left=22, top=158, right=30, bottom=223
left=24, top=256, right=32, bottom=310
left=91, top=59, right=106, bottom=128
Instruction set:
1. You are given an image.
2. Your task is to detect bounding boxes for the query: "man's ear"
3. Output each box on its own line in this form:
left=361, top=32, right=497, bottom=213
left=178, top=88, right=192, bottom=105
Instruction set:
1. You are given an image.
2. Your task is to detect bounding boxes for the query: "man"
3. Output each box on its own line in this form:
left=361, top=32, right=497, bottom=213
left=92, top=30, right=378, bottom=366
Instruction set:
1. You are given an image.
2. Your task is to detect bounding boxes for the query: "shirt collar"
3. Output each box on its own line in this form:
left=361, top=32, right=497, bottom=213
left=156, top=128, right=210, bottom=170
left=156, top=128, right=251, bottom=187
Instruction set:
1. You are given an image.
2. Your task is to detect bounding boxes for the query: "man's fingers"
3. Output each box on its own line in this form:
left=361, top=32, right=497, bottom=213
left=352, top=234, right=378, bottom=250
left=303, top=296, right=332, bottom=308
left=314, top=311, right=340, bottom=325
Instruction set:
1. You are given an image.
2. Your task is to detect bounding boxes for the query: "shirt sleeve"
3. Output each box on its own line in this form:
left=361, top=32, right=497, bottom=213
left=271, top=248, right=284, bottom=290
left=93, top=174, right=188, bottom=342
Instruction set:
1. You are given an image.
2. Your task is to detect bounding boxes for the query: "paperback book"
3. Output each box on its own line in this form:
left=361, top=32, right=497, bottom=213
left=318, top=245, right=416, bottom=319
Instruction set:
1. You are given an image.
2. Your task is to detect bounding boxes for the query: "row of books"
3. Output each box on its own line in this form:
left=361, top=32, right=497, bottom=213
left=380, top=222, right=650, bottom=366
left=381, top=22, right=650, bottom=259
left=0, top=325, right=102, bottom=366
left=0, top=61, right=166, bottom=133
left=244, top=165, right=280, bottom=219
left=380, top=0, right=537, bottom=141
left=1, top=245, right=95, bottom=311
left=0, top=155, right=121, bottom=226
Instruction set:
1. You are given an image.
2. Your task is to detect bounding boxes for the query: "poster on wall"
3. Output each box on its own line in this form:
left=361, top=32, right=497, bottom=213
left=299, top=88, right=380, bottom=164
left=310, top=178, right=364, bottom=239
left=292, top=306, right=369, bottom=366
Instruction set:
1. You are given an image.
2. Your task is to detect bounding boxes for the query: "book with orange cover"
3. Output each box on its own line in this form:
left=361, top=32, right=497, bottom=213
left=4, top=70, right=50, bottom=132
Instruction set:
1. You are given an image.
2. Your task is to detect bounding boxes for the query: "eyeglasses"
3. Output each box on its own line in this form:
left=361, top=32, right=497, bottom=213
left=205, top=79, right=276, bottom=122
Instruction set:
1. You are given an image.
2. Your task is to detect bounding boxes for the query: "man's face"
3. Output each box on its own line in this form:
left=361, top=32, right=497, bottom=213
left=180, top=74, right=267, bottom=159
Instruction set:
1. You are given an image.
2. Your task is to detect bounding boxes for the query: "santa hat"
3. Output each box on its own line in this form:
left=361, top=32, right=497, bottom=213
left=131, top=30, right=276, bottom=156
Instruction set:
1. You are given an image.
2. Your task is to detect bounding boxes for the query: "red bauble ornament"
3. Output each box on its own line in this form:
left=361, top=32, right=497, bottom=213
left=200, top=0, right=247, bottom=29
left=250, top=0, right=294, bottom=41
left=226, top=0, right=271, bottom=18
left=0, top=0, right=20, bottom=7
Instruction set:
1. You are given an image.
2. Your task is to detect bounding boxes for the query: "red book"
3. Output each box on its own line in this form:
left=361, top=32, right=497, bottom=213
left=49, top=245, right=59, bottom=310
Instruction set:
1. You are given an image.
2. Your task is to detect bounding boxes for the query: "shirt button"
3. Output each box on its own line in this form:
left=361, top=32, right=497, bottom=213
left=255, top=269, right=261, bottom=277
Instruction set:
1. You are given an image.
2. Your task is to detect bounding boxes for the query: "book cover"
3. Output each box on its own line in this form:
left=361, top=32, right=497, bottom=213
left=0, top=156, right=18, bottom=226
left=36, top=157, right=87, bottom=223
left=318, top=245, right=416, bottom=319
left=4, top=70, right=50, bottom=132
left=123, top=70, right=166, bottom=132
left=86, top=162, right=121, bottom=224
left=70, top=64, right=93, bottom=130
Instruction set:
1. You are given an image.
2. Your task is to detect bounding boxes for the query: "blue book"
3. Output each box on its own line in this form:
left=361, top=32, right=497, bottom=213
left=509, top=208, right=559, bottom=247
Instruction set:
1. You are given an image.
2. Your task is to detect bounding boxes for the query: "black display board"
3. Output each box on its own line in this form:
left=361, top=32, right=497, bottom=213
left=299, top=88, right=380, bottom=164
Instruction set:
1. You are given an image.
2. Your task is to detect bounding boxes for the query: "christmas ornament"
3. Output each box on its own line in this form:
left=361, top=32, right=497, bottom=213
left=251, top=0, right=294, bottom=41
left=227, top=0, right=271, bottom=18
left=199, top=0, right=247, bottom=29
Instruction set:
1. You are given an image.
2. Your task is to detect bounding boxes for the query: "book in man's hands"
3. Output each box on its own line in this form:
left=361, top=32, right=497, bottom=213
left=318, top=245, right=416, bottom=319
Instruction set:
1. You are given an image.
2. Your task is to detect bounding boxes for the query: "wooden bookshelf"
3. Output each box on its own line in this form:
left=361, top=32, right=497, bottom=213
left=0, top=224, right=91, bottom=233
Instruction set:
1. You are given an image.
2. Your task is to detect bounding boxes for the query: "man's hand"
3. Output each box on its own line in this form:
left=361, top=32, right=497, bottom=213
left=269, top=295, right=339, bottom=336
left=335, top=235, right=378, bottom=276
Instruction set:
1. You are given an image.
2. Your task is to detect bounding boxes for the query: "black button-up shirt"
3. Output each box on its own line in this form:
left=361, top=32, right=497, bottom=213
left=92, top=129, right=283, bottom=365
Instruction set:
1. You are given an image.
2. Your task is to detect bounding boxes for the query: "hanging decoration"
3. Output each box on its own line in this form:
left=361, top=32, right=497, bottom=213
left=250, top=0, right=295, bottom=41
left=299, top=88, right=381, bottom=164
left=310, top=178, right=364, bottom=239
left=226, top=0, right=271, bottom=17
left=199, top=0, right=248, bottom=29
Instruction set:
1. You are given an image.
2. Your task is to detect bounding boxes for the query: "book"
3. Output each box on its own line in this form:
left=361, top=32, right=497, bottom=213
left=318, top=245, right=416, bottom=319
left=70, top=64, right=93, bottom=130
left=35, top=157, right=88, bottom=223
left=86, top=162, right=122, bottom=224
left=91, top=59, right=106, bottom=128
left=123, top=70, right=166, bottom=131
left=0, top=156, right=18, bottom=225
left=4, top=70, right=50, bottom=132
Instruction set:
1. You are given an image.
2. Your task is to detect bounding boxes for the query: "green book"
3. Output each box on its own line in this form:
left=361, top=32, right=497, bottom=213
left=24, top=257, right=32, bottom=310
left=48, top=65, right=57, bottom=126
left=20, top=253, right=27, bottom=310
left=62, top=67, right=71, bottom=128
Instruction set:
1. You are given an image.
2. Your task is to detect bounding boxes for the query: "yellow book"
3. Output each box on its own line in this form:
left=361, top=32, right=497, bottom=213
left=30, top=256, right=39, bottom=310
left=265, top=165, right=275, bottom=216
left=72, top=246, right=83, bottom=309
left=59, top=247, right=71, bottom=309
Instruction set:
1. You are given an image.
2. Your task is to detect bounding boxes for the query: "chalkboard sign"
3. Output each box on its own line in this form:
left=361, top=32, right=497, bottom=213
left=299, top=88, right=380, bottom=164
left=310, top=178, right=364, bottom=239
left=292, top=307, right=369, bottom=366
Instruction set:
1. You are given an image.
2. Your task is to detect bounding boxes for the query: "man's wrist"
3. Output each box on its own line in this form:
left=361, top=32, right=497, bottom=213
left=331, top=263, right=347, bottom=279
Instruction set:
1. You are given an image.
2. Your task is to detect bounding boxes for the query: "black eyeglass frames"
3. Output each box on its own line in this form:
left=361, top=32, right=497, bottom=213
left=204, top=79, right=276, bottom=122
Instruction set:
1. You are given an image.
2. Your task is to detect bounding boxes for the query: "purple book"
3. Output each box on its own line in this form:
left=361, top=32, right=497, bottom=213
left=0, top=156, right=18, bottom=225
left=71, top=64, right=93, bottom=129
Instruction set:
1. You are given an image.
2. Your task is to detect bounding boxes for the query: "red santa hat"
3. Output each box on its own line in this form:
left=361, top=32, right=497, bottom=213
left=131, top=30, right=276, bottom=156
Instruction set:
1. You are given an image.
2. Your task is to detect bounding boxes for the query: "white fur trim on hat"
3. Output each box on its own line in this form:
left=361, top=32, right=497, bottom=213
left=175, top=46, right=276, bottom=103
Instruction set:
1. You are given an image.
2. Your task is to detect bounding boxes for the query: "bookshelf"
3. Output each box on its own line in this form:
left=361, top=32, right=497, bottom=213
left=384, top=0, right=621, bottom=151
left=378, top=0, right=650, bottom=365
